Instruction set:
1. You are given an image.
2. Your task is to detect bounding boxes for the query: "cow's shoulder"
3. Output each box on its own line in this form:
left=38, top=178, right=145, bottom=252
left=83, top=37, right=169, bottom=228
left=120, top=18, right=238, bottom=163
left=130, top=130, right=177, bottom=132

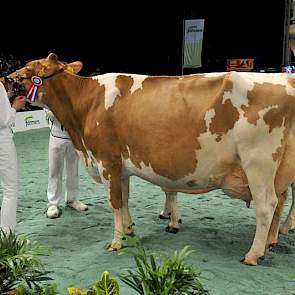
left=91, top=73, right=149, bottom=109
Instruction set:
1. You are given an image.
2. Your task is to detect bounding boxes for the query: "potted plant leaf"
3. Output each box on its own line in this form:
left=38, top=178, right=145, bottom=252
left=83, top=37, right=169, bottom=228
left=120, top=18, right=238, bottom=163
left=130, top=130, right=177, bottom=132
left=68, top=271, right=120, bottom=295
left=119, top=237, right=209, bottom=295
left=0, top=229, right=53, bottom=294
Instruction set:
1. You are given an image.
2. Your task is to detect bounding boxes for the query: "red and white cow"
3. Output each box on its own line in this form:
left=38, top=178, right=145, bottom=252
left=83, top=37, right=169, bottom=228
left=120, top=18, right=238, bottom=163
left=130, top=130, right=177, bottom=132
left=10, top=53, right=295, bottom=265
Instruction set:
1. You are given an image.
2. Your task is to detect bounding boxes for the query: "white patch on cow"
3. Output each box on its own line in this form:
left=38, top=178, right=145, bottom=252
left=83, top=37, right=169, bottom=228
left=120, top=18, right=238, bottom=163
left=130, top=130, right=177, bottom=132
left=218, top=72, right=295, bottom=110
left=243, top=72, right=290, bottom=85
left=76, top=150, right=102, bottom=184
left=223, top=72, right=254, bottom=108
left=130, top=74, right=148, bottom=94
left=78, top=138, right=110, bottom=186
left=204, top=109, right=216, bottom=130
left=233, top=107, right=286, bottom=171
left=92, top=73, right=121, bottom=110
left=96, top=121, right=100, bottom=126
left=204, top=72, right=227, bottom=78
left=286, top=83, right=295, bottom=96
left=190, top=105, right=285, bottom=188
left=123, top=157, right=176, bottom=187
left=242, top=72, right=295, bottom=96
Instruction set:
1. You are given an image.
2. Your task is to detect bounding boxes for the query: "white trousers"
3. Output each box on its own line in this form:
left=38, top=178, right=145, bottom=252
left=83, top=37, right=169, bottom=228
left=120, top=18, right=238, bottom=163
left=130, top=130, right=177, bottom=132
left=47, top=134, right=79, bottom=207
left=0, top=128, right=18, bottom=232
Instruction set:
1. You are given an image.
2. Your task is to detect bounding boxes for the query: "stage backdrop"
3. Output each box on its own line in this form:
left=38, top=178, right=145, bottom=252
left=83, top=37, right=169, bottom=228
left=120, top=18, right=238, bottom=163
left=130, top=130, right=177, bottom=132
left=11, top=110, right=48, bottom=133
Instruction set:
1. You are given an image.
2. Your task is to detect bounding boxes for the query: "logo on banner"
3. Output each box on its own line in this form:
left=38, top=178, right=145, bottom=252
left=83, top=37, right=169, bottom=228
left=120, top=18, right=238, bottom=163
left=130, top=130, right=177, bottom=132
left=25, top=115, right=40, bottom=127
left=187, top=25, right=202, bottom=33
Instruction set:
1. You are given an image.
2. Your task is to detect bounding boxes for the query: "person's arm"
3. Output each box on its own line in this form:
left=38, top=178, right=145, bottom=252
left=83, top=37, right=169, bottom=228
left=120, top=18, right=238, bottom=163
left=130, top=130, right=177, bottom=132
left=0, top=82, right=16, bottom=128
left=0, top=82, right=25, bottom=128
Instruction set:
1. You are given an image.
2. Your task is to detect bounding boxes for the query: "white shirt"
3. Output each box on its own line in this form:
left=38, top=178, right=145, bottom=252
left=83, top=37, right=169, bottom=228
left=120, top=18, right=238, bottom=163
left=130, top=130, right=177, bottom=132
left=45, top=109, right=70, bottom=139
left=0, top=82, right=16, bottom=130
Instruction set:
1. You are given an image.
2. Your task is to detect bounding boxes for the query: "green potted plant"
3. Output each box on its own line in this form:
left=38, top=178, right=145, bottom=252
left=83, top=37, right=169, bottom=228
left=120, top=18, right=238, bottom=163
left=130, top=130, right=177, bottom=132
left=68, top=271, right=120, bottom=295
left=0, top=229, right=53, bottom=294
left=120, top=237, right=209, bottom=295
left=14, top=284, right=58, bottom=295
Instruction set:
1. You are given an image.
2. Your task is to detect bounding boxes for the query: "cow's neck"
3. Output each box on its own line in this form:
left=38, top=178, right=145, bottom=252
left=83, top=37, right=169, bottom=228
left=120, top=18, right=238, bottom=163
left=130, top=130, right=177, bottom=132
left=43, top=72, right=102, bottom=153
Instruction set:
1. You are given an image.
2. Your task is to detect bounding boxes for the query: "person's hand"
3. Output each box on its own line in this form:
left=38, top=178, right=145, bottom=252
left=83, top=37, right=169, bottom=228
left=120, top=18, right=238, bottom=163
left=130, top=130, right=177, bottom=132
left=12, top=96, right=26, bottom=111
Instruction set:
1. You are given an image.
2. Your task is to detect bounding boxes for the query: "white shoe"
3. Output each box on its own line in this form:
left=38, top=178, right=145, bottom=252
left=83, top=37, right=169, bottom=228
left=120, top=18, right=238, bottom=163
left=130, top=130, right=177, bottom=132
left=67, top=200, right=88, bottom=212
left=47, top=205, right=60, bottom=219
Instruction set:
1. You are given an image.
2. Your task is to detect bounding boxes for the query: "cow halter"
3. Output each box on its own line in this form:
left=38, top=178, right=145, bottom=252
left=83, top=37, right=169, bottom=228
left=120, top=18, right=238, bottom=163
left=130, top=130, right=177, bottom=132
left=16, top=67, right=68, bottom=102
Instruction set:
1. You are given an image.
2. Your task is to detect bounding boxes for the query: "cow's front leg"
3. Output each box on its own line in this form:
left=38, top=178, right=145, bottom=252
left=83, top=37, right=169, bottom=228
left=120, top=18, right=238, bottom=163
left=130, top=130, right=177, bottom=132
left=280, top=183, right=295, bottom=235
left=122, top=176, right=135, bottom=236
left=97, top=160, right=124, bottom=251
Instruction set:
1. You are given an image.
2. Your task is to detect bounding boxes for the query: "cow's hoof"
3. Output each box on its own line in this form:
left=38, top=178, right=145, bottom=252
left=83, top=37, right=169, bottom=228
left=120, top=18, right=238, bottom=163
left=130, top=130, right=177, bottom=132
left=124, top=222, right=135, bottom=236
left=165, top=225, right=179, bottom=234
left=178, top=219, right=182, bottom=224
left=240, top=257, right=258, bottom=266
left=267, top=243, right=277, bottom=250
left=106, top=241, right=122, bottom=252
left=128, top=222, right=135, bottom=229
left=159, top=214, right=170, bottom=220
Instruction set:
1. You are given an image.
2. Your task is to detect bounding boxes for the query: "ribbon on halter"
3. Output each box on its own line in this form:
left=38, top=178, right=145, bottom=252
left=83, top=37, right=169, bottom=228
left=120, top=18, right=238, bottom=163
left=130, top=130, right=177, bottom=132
left=27, top=76, right=42, bottom=102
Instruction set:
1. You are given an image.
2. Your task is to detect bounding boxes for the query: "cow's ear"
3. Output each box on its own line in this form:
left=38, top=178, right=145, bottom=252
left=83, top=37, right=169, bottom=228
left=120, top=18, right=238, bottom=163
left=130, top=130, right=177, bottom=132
left=66, top=61, right=83, bottom=74
left=47, top=53, right=58, bottom=63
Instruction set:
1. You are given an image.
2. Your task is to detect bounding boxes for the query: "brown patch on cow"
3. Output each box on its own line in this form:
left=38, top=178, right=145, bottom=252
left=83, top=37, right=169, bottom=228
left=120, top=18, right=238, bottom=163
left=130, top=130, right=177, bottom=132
left=209, top=80, right=239, bottom=141
left=242, top=83, right=294, bottom=133
left=110, top=74, right=230, bottom=180
left=241, top=82, right=295, bottom=165
left=216, top=135, right=222, bottom=142
left=272, top=126, right=288, bottom=162
left=115, top=75, right=134, bottom=96
left=209, top=79, right=240, bottom=141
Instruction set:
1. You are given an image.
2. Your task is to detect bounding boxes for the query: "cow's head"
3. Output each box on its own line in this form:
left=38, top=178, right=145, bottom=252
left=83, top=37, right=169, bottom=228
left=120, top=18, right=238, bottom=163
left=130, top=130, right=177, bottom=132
left=8, top=53, right=83, bottom=108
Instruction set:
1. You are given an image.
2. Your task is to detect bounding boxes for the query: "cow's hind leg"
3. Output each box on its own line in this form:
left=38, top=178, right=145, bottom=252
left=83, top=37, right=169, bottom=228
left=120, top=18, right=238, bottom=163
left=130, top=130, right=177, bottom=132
left=280, top=183, right=295, bottom=235
left=159, top=191, right=182, bottom=226
left=122, top=176, right=135, bottom=236
left=242, top=163, right=278, bottom=266
left=159, top=191, right=172, bottom=219
left=266, top=190, right=288, bottom=248
left=163, top=192, right=181, bottom=234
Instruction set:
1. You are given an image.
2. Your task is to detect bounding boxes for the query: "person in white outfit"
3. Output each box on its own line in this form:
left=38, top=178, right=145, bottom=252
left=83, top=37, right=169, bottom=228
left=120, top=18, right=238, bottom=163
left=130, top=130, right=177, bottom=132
left=45, top=110, right=88, bottom=218
left=0, top=81, right=25, bottom=232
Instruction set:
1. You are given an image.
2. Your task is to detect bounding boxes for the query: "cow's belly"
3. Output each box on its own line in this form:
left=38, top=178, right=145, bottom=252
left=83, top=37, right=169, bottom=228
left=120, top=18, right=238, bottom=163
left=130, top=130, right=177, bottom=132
left=123, top=155, right=237, bottom=190
left=122, top=130, right=238, bottom=189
